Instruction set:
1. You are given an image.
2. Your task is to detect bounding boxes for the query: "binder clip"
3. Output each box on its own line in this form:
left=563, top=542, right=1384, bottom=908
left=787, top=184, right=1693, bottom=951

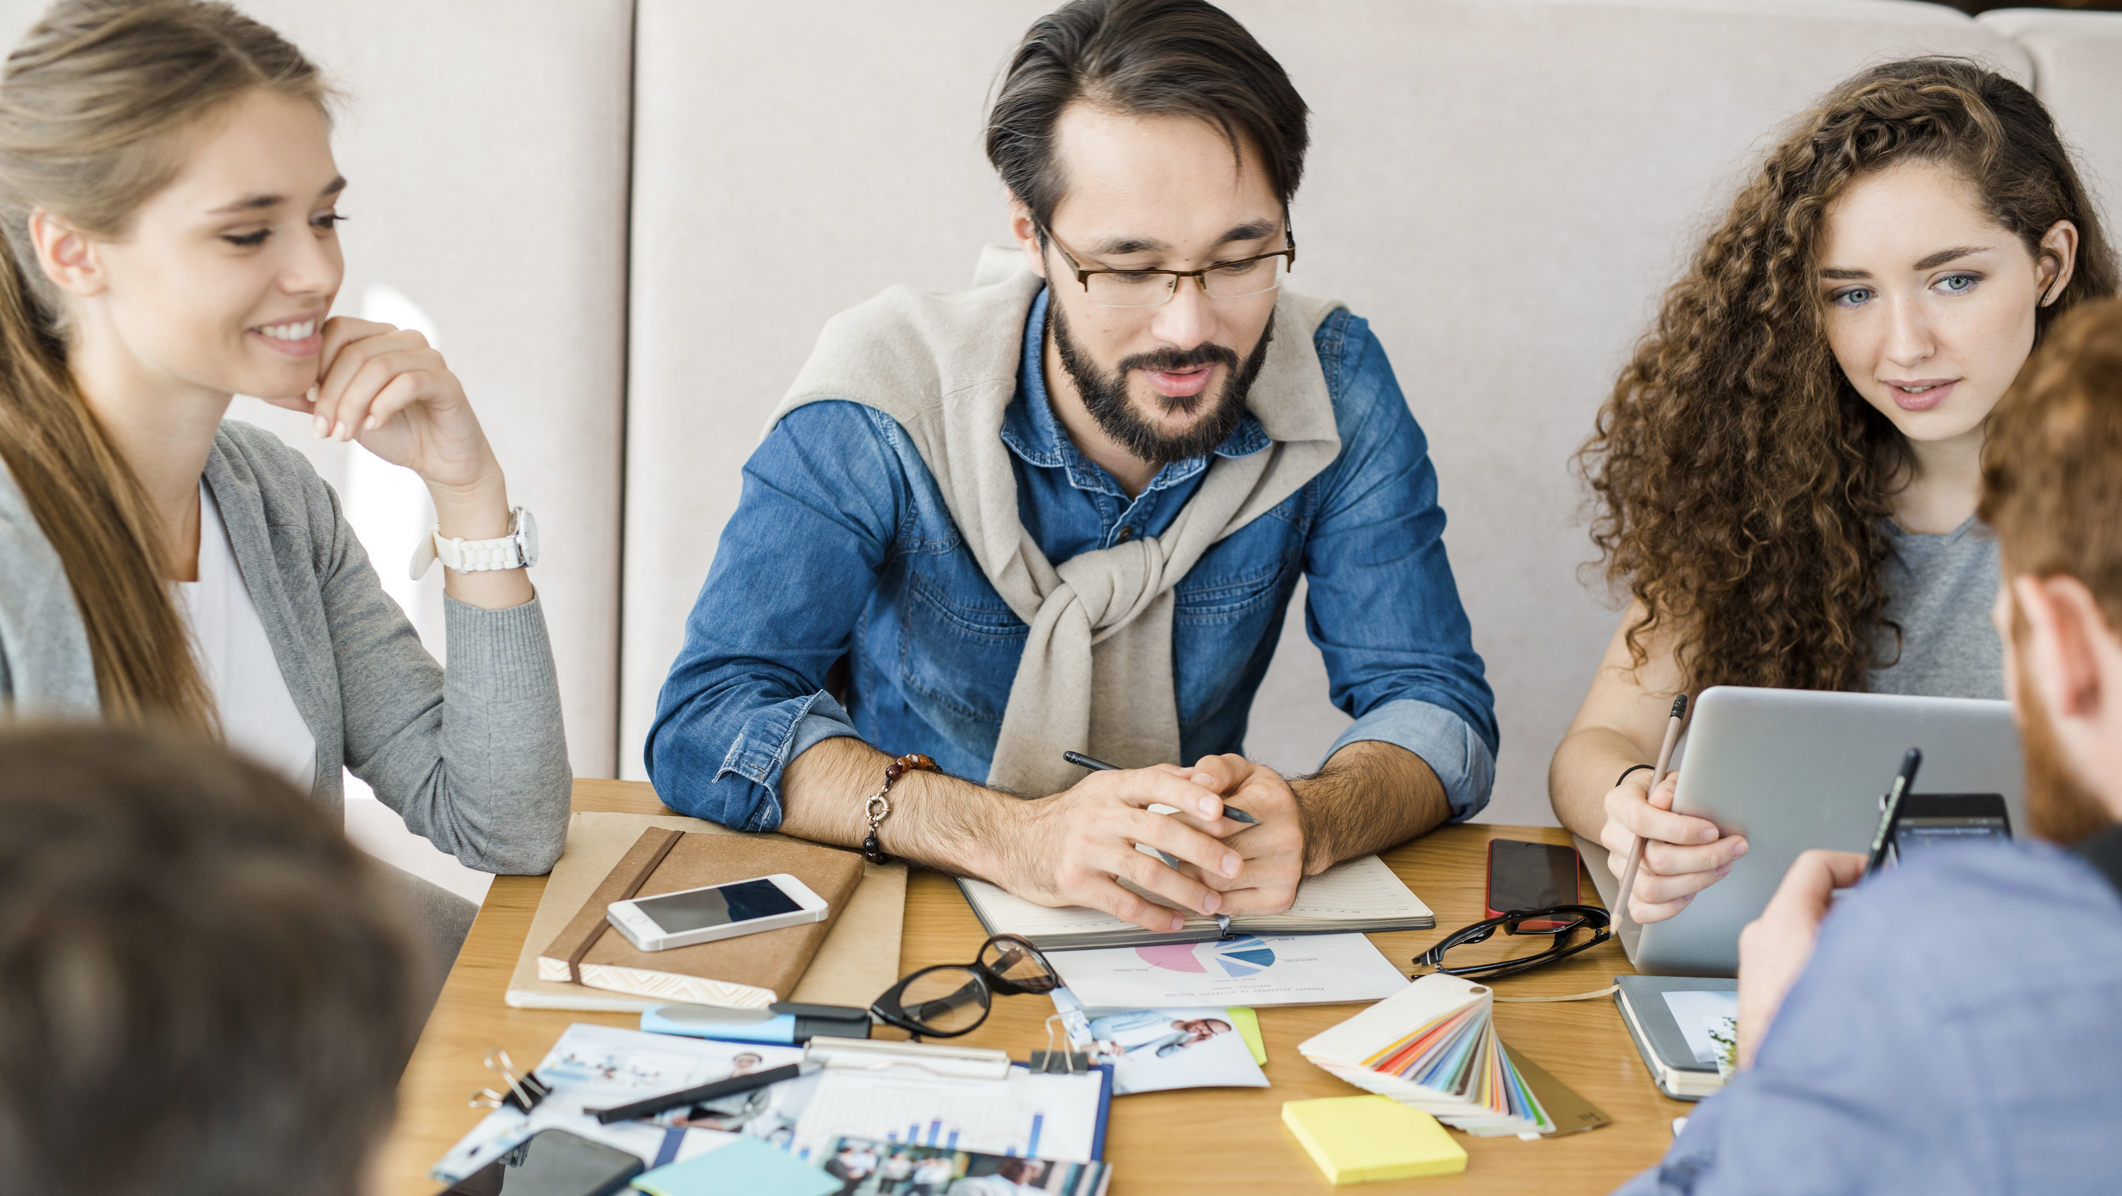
left=1028, top=1015, right=1090, bottom=1075
left=470, top=1049, right=552, bottom=1113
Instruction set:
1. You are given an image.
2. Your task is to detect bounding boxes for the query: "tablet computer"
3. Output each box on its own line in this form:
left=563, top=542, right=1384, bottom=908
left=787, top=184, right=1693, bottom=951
left=1619, top=686, right=2024, bottom=977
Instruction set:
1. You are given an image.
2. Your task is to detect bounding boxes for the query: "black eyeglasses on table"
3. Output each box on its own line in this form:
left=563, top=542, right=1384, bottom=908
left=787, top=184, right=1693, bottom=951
left=1411, top=905, right=1613, bottom=981
left=870, top=933, right=1060, bottom=1040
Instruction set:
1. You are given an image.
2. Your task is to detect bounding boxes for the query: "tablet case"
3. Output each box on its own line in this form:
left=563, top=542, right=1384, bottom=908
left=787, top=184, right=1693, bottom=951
left=1613, top=974, right=1735, bottom=1101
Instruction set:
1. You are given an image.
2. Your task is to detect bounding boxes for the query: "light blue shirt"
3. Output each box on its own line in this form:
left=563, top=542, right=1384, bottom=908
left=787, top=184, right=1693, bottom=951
left=1616, top=832, right=2122, bottom=1195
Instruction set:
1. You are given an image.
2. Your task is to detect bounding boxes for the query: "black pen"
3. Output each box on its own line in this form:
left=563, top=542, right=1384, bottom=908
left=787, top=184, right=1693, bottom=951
left=589, top=1060, right=819, bottom=1125
left=1864, top=748, right=1923, bottom=877
left=1062, top=751, right=1258, bottom=824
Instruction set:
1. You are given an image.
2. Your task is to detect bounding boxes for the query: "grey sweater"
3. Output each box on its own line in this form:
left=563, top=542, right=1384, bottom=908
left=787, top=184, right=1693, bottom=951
left=0, top=420, right=569, bottom=875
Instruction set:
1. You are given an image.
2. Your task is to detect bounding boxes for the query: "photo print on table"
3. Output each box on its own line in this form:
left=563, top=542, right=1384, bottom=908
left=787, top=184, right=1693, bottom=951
left=1050, top=989, right=1267, bottom=1095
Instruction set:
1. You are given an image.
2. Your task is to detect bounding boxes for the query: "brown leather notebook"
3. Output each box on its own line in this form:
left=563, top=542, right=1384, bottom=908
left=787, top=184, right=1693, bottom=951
left=537, top=827, right=865, bottom=1008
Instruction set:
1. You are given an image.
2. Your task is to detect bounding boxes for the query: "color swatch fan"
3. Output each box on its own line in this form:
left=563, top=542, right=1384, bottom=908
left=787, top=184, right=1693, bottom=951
left=1298, top=975, right=1555, bottom=1137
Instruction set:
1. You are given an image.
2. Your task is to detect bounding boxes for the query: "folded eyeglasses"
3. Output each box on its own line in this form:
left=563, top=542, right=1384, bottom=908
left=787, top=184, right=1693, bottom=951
left=1411, top=904, right=1613, bottom=981
left=869, top=933, right=1060, bottom=1040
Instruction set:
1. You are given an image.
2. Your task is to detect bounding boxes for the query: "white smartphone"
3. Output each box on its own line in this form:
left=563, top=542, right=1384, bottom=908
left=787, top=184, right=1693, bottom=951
left=606, top=873, right=829, bottom=952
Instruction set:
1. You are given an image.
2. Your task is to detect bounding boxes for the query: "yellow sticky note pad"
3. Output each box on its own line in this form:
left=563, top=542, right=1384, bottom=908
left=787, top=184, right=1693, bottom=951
left=1227, top=1006, right=1267, bottom=1065
left=1282, top=1095, right=1469, bottom=1184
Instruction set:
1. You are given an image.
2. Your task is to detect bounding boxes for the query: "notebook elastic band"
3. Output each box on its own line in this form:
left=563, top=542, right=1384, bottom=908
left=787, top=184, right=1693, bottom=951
left=568, top=826, right=684, bottom=984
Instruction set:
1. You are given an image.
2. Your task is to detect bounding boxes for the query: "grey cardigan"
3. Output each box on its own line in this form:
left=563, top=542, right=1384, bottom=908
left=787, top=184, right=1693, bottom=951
left=0, top=420, right=569, bottom=875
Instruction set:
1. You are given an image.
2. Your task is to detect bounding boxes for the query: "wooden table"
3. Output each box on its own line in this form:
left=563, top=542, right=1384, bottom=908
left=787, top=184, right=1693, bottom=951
left=381, top=779, right=1687, bottom=1194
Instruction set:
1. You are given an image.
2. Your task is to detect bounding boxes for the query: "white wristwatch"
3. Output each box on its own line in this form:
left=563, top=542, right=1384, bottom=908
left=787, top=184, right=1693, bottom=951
left=409, top=506, right=539, bottom=580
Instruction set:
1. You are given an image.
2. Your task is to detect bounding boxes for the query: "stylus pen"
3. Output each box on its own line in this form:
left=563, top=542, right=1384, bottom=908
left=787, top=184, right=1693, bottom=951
left=1066, top=749, right=1245, bottom=937
left=1613, top=694, right=1689, bottom=933
left=590, top=1060, right=820, bottom=1125
left=1062, top=751, right=1258, bottom=824
left=1864, top=748, right=1924, bottom=878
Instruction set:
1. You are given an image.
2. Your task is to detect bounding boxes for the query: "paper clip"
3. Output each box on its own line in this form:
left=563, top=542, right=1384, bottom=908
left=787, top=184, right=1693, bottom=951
left=470, top=1049, right=552, bottom=1113
left=1028, top=1015, right=1090, bottom=1075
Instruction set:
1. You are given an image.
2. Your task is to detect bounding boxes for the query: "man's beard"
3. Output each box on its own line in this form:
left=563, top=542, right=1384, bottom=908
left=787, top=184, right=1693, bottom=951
left=2014, top=653, right=2115, bottom=844
left=1048, top=299, right=1273, bottom=467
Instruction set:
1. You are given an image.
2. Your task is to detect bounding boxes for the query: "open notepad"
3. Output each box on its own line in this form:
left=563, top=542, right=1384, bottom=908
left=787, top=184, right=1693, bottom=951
left=956, top=854, right=1433, bottom=950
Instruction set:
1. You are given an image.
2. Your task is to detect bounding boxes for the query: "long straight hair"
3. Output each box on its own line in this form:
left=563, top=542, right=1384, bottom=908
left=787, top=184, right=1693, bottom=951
left=0, top=0, right=330, bottom=726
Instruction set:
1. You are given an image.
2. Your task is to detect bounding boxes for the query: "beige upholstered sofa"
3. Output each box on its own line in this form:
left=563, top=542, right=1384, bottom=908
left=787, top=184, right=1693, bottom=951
left=4, top=1, right=2117, bottom=834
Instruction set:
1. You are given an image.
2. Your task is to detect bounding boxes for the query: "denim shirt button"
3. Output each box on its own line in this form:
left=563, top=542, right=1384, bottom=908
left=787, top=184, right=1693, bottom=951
left=1114, top=525, right=1135, bottom=544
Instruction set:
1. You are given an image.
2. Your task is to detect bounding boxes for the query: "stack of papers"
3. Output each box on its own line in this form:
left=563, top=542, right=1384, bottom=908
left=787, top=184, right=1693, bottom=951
left=431, top=1024, right=1113, bottom=1183
left=431, top=1024, right=806, bottom=1180
left=1297, top=975, right=1555, bottom=1138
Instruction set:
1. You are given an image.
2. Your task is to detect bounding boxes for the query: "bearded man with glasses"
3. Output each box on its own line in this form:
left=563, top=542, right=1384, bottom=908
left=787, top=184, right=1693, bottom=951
left=649, top=0, right=1496, bottom=933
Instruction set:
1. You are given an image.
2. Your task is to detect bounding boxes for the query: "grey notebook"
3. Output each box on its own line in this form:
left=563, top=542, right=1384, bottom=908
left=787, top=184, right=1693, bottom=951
left=954, top=853, right=1433, bottom=950
left=1613, top=974, right=1737, bottom=1102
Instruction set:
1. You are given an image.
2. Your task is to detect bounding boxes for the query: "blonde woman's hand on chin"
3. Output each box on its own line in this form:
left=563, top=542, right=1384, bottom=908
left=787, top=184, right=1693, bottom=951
left=263, top=315, right=531, bottom=609
left=292, top=317, right=496, bottom=492
left=1599, top=772, right=1748, bottom=923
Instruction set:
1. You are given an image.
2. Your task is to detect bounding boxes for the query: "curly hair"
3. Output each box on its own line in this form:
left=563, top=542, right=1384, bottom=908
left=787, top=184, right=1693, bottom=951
left=1580, top=57, right=2119, bottom=694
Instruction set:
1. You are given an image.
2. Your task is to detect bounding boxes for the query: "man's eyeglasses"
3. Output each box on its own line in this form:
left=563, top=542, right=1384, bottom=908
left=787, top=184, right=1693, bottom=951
left=1411, top=905, right=1613, bottom=981
left=870, top=933, right=1060, bottom=1039
left=1039, top=220, right=1295, bottom=309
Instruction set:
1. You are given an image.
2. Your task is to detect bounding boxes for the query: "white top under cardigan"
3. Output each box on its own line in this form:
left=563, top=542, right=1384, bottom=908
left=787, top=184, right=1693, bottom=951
left=0, top=420, right=568, bottom=876
left=175, top=481, right=317, bottom=790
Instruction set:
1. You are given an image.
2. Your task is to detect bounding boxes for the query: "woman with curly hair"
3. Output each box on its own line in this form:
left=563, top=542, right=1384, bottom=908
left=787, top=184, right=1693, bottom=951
left=1549, top=57, right=2117, bottom=923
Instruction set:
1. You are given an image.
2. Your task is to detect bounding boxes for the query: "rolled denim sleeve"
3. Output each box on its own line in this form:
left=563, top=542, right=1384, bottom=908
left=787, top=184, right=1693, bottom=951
left=1304, top=313, right=1499, bottom=820
left=645, top=403, right=898, bottom=831
left=1327, top=698, right=1496, bottom=822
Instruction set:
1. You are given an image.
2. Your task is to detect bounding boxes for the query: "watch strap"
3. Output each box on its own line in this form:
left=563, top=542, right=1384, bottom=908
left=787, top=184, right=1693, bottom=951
left=408, top=506, right=534, bottom=580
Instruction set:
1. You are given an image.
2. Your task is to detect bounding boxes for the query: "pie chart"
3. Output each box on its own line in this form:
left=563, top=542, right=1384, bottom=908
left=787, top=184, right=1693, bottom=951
left=1135, top=936, right=1277, bottom=977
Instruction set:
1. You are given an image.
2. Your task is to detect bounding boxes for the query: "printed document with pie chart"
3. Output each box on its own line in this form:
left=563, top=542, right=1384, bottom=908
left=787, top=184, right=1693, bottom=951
left=1048, top=933, right=1409, bottom=1008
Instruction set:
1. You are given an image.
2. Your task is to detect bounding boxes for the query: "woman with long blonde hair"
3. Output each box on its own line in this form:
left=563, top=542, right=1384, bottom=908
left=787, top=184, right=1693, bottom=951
left=0, top=0, right=569, bottom=980
left=1551, top=58, right=2118, bottom=921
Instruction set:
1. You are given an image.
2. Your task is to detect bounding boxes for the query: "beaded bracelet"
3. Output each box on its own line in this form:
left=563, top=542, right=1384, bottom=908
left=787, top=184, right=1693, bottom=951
left=863, top=752, right=939, bottom=865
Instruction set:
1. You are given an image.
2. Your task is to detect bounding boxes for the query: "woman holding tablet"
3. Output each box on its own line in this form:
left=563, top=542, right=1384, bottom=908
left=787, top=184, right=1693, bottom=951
left=0, top=1, right=569, bottom=968
left=1550, top=59, right=2116, bottom=922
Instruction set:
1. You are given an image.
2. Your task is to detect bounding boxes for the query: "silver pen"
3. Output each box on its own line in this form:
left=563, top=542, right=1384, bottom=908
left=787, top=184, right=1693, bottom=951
left=1063, top=750, right=1250, bottom=936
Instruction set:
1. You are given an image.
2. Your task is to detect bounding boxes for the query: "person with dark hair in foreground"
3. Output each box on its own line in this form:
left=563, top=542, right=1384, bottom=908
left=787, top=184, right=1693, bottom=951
left=1618, top=300, right=2122, bottom=1194
left=0, top=723, right=424, bottom=1196
left=649, top=0, right=1495, bottom=932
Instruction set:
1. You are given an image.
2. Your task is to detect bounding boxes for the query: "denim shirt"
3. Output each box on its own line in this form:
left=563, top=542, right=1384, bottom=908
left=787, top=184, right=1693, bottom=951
left=648, top=288, right=1497, bottom=831
left=1614, top=833, right=2122, bottom=1196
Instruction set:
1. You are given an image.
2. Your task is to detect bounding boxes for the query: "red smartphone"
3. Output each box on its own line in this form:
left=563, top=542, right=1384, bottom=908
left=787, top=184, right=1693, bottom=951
left=1485, top=839, right=1581, bottom=930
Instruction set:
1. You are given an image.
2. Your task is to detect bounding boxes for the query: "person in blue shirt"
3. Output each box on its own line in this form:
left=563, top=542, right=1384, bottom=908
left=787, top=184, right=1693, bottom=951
left=1087, top=1011, right=1233, bottom=1059
left=648, top=0, right=1495, bottom=932
left=1618, top=299, right=2122, bottom=1195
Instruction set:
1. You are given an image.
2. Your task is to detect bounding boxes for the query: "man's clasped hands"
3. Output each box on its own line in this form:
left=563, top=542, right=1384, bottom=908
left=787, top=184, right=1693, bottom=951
left=1004, top=756, right=1307, bottom=934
